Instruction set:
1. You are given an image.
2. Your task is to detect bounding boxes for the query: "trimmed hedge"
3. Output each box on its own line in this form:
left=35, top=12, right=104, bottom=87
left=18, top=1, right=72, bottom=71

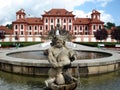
left=0, top=42, right=42, bottom=48
left=74, top=42, right=120, bottom=47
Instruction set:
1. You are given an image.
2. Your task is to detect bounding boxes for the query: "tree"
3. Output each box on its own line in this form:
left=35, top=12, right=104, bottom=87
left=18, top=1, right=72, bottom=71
left=104, top=22, right=115, bottom=29
left=0, top=31, right=5, bottom=40
left=6, top=24, right=12, bottom=29
left=116, top=26, right=120, bottom=29
left=111, top=28, right=120, bottom=42
left=94, top=28, right=108, bottom=42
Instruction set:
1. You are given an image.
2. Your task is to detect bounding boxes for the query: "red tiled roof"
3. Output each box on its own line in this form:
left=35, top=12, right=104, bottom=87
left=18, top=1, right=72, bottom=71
left=74, top=18, right=104, bottom=25
left=26, top=18, right=43, bottom=25
left=13, top=18, right=43, bottom=25
left=16, top=9, right=26, bottom=15
left=73, top=18, right=90, bottom=25
left=0, top=26, right=13, bottom=35
left=42, top=9, right=75, bottom=17
left=91, top=10, right=100, bottom=15
left=12, top=19, right=26, bottom=23
left=91, top=19, right=104, bottom=24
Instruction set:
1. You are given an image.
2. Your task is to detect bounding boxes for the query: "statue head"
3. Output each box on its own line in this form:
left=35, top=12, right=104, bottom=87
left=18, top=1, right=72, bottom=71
left=51, top=36, right=65, bottom=48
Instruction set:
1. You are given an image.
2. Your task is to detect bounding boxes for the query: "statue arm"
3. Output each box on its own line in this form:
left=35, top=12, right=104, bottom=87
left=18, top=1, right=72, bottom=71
left=48, top=48, right=58, bottom=67
left=69, top=50, right=77, bottom=62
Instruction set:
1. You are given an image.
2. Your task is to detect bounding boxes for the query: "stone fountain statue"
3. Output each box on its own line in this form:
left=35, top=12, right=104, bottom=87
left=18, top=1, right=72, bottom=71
left=44, top=33, right=78, bottom=90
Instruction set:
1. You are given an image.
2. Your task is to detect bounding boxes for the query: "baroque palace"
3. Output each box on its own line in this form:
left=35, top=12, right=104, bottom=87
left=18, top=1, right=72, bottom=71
left=13, top=8, right=104, bottom=35
left=1, top=8, right=109, bottom=42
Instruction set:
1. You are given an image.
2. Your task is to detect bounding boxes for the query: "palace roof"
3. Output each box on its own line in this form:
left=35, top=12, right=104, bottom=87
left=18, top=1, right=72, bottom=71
left=74, top=18, right=91, bottom=25
left=13, top=18, right=43, bottom=25
left=42, top=9, right=75, bottom=17
left=16, top=9, right=26, bottom=15
left=0, top=26, right=13, bottom=35
left=74, top=18, right=104, bottom=25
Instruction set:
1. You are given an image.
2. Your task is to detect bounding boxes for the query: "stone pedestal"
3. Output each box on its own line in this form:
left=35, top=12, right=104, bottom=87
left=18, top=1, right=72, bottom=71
left=44, top=81, right=77, bottom=90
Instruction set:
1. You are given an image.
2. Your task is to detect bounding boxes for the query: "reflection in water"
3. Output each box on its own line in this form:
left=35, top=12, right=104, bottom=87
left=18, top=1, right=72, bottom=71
left=0, top=71, right=46, bottom=90
left=8, top=51, right=111, bottom=60
left=78, top=71, right=120, bottom=90
left=0, top=71, right=120, bottom=90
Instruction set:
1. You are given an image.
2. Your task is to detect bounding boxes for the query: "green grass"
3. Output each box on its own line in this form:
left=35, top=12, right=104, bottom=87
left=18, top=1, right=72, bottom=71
left=0, top=42, right=42, bottom=47
left=74, top=42, right=120, bottom=47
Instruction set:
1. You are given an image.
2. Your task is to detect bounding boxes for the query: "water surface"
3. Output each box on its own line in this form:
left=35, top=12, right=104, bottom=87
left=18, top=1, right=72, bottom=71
left=0, top=71, right=120, bottom=90
left=8, top=51, right=111, bottom=60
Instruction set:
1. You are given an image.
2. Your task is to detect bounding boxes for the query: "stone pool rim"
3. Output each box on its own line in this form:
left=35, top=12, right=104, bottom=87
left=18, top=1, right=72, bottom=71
left=0, top=42, right=120, bottom=76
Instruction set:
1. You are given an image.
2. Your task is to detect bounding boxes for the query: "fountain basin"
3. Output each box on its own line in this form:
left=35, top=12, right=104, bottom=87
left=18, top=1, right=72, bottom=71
left=0, top=43, right=120, bottom=77
left=7, top=50, right=111, bottom=60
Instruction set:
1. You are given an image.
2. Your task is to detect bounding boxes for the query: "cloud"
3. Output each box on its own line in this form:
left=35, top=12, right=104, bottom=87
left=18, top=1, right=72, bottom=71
left=99, top=10, right=114, bottom=23
left=73, top=10, right=91, bottom=18
left=91, top=0, right=113, bottom=7
left=0, top=0, right=114, bottom=25
left=73, top=9, right=114, bottom=24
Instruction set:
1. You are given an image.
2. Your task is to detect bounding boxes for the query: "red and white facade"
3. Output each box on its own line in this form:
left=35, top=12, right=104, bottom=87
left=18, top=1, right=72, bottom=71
left=10, top=8, right=109, bottom=42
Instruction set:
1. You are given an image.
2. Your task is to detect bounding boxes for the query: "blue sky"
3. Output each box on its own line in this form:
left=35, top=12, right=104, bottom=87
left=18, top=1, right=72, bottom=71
left=0, top=0, right=120, bottom=26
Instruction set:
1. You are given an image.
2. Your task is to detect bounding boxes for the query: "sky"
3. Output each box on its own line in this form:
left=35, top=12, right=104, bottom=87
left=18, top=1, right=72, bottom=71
left=0, top=0, right=120, bottom=26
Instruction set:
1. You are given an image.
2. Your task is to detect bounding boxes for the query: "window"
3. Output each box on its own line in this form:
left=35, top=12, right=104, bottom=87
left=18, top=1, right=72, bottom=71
left=15, top=25, right=18, bottom=29
left=64, top=25, right=66, bottom=30
left=93, top=25, right=96, bottom=30
left=85, top=26, right=88, bottom=30
left=46, top=19, right=48, bottom=23
left=46, top=25, right=48, bottom=30
left=21, top=31, right=23, bottom=35
left=75, top=26, right=77, bottom=30
left=21, top=25, right=23, bottom=29
left=85, top=32, right=88, bottom=35
left=40, top=26, right=42, bottom=30
left=19, top=15, right=21, bottom=19
left=35, top=26, right=37, bottom=30
left=40, top=32, right=42, bottom=35
left=29, top=26, right=32, bottom=30
left=69, top=19, right=71, bottom=23
left=51, top=19, right=53, bottom=23
left=57, top=19, right=60, bottom=23
left=69, top=25, right=71, bottom=30
left=51, top=25, right=54, bottom=30
left=64, top=19, right=66, bottom=23
left=99, top=25, right=102, bottom=29
left=29, top=32, right=31, bottom=35
left=34, top=32, right=37, bottom=35
left=80, top=32, right=83, bottom=35
left=80, top=26, right=82, bottom=30
left=15, top=31, right=18, bottom=35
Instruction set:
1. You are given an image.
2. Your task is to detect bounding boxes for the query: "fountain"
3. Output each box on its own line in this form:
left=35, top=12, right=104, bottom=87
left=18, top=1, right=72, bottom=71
left=0, top=25, right=120, bottom=90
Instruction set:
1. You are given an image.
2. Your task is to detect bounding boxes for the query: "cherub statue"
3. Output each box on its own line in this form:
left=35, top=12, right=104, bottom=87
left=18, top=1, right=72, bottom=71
left=45, top=36, right=77, bottom=89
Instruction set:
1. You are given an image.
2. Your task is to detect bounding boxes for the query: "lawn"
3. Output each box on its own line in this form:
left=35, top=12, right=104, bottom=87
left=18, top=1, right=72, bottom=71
left=0, top=42, right=42, bottom=48
left=74, top=42, right=120, bottom=47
